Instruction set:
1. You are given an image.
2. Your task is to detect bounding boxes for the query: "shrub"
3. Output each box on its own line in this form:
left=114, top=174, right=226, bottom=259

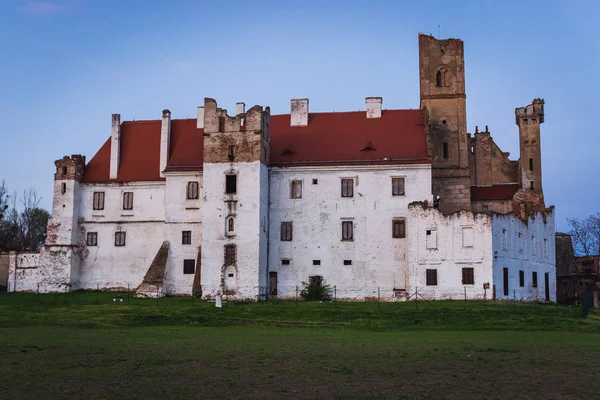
left=300, top=278, right=333, bottom=301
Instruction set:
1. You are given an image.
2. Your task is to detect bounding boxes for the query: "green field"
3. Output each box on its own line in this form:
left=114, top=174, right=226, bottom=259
left=1, top=292, right=600, bottom=399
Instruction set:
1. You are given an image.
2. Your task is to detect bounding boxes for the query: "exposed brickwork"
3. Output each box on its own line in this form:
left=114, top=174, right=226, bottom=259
left=54, top=155, right=86, bottom=181
left=136, top=241, right=170, bottom=298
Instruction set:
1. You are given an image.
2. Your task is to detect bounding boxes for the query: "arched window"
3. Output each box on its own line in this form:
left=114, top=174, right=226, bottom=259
left=227, top=217, right=235, bottom=233
left=436, top=71, right=442, bottom=87
left=529, top=158, right=533, bottom=171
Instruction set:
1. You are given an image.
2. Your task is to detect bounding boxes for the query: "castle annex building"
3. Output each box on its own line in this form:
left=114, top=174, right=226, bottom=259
left=8, top=34, right=556, bottom=301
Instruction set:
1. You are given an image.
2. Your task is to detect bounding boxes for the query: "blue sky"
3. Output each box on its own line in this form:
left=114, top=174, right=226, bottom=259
left=1, top=0, right=598, bottom=231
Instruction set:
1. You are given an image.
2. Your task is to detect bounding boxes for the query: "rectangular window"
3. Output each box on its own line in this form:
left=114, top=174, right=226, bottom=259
left=281, top=259, right=290, bottom=266
left=183, top=259, right=195, bottom=274
left=532, top=271, right=538, bottom=287
left=123, top=192, right=134, bottom=210
left=182, top=230, right=191, bottom=245
left=228, top=145, right=235, bottom=160
left=343, top=260, right=352, bottom=265
left=342, top=220, right=353, bottom=241
left=502, top=228, right=508, bottom=250
left=392, top=177, right=405, bottom=196
left=462, top=268, right=474, bottom=285
left=86, top=232, right=98, bottom=246
left=519, top=270, right=524, bottom=287
left=392, top=219, right=406, bottom=238
left=313, top=260, right=321, bottom=266
left=442, top=142, right=448, bottom=160
left=341, top=178, right=354, bottom=198
left=426, top=269, right=438, bottom=286
left=280, top=221, right=293, bottom=241
left=225, top=175, right=237, bottom=194
left=92, top=192, right=105, bottom=210
left=224, top=244, right=236, bottom=265
left=218, top=117, right=225, bottom=132
left=426, top=229, right=437, bottom=249
left=531, top=235, right=536, bottom=255
left=114, top=231, right=126, bottom=247
left=518, top=232, right=523, bottom=253
left=187, top=181, right=199, bottom=200
left=543, top=239, right=549, bottom=258
left=290, top=180, right=302, bottom=199
left=462, top=227, right=474, bottom=248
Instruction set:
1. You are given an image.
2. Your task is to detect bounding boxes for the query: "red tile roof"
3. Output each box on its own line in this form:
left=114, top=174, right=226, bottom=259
left=82, top=109, right=429, bottom=183
left=471, top=184, right=520, bottom=200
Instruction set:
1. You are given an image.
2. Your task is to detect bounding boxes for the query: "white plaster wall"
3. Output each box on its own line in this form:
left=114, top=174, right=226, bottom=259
left=492, top=209, right=556, bottom=301
left=7, top=251, right=41, bottom=292
left=407, top=207, right=493, bottom=300
left=48, top=180, right=81, bottom=245
left=201, top=161, right=265, bottom=299
left=268, top=164, right=432, bottom=300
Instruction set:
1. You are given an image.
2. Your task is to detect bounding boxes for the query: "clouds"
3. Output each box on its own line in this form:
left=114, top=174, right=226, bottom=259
left=19, top=1, right=62, bottom=16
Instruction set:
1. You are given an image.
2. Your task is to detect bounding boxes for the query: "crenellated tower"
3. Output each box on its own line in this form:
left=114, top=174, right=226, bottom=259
left=515, top=99, right=544, bottom=194
left=419, top=33, right=471, bottom=214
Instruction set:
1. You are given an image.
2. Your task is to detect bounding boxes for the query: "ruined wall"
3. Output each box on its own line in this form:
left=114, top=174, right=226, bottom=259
left=492, top=209, right=556, bottom=301
left=516, top=99, right=545, bottom=193
left=407, top=206, right=493, bottom=300
left=269, top=164, right=432, bottom=300
left=468, top=129, right=519, bottom=186
left=7, top=251, right=41, bottom=292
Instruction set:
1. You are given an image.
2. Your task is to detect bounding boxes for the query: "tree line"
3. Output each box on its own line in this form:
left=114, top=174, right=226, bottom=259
left=0, top=180, right=50, bottom=252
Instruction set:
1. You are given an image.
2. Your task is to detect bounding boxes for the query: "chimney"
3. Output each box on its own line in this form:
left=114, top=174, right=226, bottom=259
left=366, top=97, right=382, bottom=118
left=109, top=114, right=121, bottom=179
left=290, top=98, right=309, bottom=126
left=236, top=102, right=245, bottom=115
left=159, top=109, right=171, bottom=177
left=197, top=106, right=204, bottom=129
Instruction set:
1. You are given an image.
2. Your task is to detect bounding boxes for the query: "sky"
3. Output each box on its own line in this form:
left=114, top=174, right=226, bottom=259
left=0, top=0, right=598, bottom=232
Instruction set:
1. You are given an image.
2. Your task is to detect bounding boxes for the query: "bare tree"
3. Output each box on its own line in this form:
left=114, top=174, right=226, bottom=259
left=0, top=180, right=8, bottom=220
left=567, top=213, right=600, bottom=256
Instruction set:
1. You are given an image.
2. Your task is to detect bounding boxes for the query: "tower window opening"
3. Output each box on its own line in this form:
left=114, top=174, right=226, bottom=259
left=62, top=167, right=67, bottom=175
left=228, top=145, right=235, bottom=161
left=61, top=183, right=66, bottom=194
left=530, top=181, right=534, bottom=190
left=436, top=71, right=442, bottom=87
left=218, top=117, right=225, bottom=132
left=529, top=158, right=533, bottom=171
left=442, top=142, right=448, bottom=160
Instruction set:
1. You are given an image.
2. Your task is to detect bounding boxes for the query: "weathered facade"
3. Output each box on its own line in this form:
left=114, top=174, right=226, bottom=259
left=8, top=33, right=556, bottom=301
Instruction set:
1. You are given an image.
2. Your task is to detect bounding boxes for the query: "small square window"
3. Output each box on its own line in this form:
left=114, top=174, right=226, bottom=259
left=182, top=230, right=191, bottom=245
left=187, top=182, right=199, bottom=200
left=341, top=178, right=354, bottom=198
left=312, top=179, right=318, bottom=185
left=114, top=231, right=126, bottom=247
left=313, top=260, right=321, bottom=266
left=290, top=180, right=302, bottom=199
left=86, top=232, right=98, bottom=246
left=343, top=260, right=352, bottom=265
left=392, top=177, right=405, bottom=196
left=183, top=259, right=195, bottom=274
left=282, top=259, right=291, bottom=266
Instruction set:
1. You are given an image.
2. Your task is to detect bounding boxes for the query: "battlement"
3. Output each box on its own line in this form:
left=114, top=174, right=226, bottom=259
left=203, top=97, right=270, bottom=135
left=515, top=98, right=545, bottom=124
left=54, top=155, right=86, bottom=181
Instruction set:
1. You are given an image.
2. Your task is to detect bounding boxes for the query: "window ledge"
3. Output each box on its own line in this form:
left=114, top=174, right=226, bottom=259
left=185, top=206, right=200, bottom=210
left=91, top=212, right=105, bottom=217
left=121, top=212, right=134, bottom=217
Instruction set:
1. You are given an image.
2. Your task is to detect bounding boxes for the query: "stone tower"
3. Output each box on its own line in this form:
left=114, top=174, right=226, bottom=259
left=515, top=99, right=545, bottom=194
left=419, top=33, right=471, bottom=214
left=200, top=98, right=271, bottom=299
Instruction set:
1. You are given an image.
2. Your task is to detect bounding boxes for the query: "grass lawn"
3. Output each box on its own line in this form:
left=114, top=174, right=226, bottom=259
left=1, top=292, right=600, bottom=399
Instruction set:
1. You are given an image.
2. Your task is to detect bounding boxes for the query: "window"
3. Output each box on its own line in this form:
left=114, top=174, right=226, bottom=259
left=462, top=268, right=474, bottom=285
left=436, top=70, right=442, bottom=87
left=532, top=271, right=538, bottom=287
left=62, top=166, right=67, bottom=175
left=114, top=231, right=126, bottom=247
left=240, top=117, right=246, bottom=130
left=518, top=232, right=523, bottom=253
left=93, top=192, right=105, bottom=210
left=426, top=269, right=438, bottom=286
left=530, top=181, right=534, bottom=190
left=426, top=229, right=437, bottom=249
left=462, top=227, right=474, bottom=248
left=342, top=221, right=353, bottom=241
left=543, top=239, right=549, bottom=258
left=529, top=158, right=533, bottom=171
left=282, top=259, right=290, bottom=266
left=183, top=259, right=195, bottom=274
left=218, top=117, right=224, bottom=132
left=61, top=183, right=66, bottom=194
left=123, top=192, right=133, bottom=210
left=86, top=232, right=97, bottom=246
left=341, top=178, right=354, bottom=198
left=290, top=180, right=302, bottom=199
left=442, top=142, right=448, bottom=160
left=392, top=219, right=406, bottom=238
left=228, top=145, right=235, bottom=161
left=280, top=221, right=293, bottom=241
left=224, top=244, right=236, bottom=265
left=344, top=260, right=352, bottom=266
left=312, top=179, right=318, bottom=185
left=392, top=177, right=405, bottom=196
left=519, top=270, right=524, bottom=287
left=182, top=230, right=191, bottom=245
left=227, top=217, right=235, bottom=233
left=531, top=235, right=536, bottom=255
left=502, top=228, right=508, bottom=250
left=226, top=175, right=237, bottom=194
left=187, top=182, right=199, bottom=200
left=313, top=260, right=321, bottom=266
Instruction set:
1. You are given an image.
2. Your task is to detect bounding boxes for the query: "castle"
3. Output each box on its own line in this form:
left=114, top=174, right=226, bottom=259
left=7, top=34, right=556, bottom=301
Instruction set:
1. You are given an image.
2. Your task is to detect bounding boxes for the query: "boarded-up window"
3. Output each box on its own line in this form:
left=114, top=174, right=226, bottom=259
left=392, top=178, right=405, bottom=196
left=426, top=269, right=437, bottom=286
left=280, top=221, right=293, bottom=241
left=342, top=221, right=353, bottom=241
left=182, top=230, right=191, bottom=245
left=123, top=192, right=133, bottom=210
left=426, top=229, right=437, bottom=249
left=86, top=232, right=97, bottom=246
left=224, top=244, right=236, bottom=265
left=462, top=227, right=474, bottom=248
left=543, top=239, right=548, bottom=258
left=341, top=178, right=353, bottom=198
left=93, top=192, right=105, bottom=210
left=519, top=270, right=524, bottom=287
left=114, top=231, right=126, bottom=247
left=290, top=180, right=302, bottom=199
left=392, top=219, right=406, bottom=238
left=226, top=175, right=237, bottom=194
left=462, top=268, right=474, bottom=285
left=187, top=182, right=199, bottom=200
left=183, top=259, right=195, bottom=274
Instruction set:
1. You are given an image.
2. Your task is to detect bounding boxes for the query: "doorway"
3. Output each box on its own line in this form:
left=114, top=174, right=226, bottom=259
left=544, top=272, right=550, bottom=301
left=269, top=271, right=278, bottom=296
left=503, top=268, right=509, bottom=296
